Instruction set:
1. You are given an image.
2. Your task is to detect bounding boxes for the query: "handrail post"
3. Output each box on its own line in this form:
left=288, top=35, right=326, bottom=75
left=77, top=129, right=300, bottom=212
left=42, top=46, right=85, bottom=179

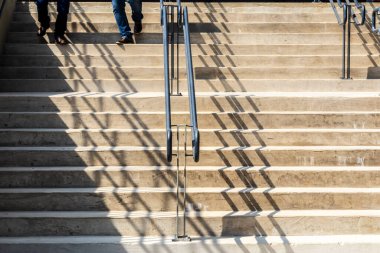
left=347, top=4, right=351, bottom=79
left=342, top=5, right=346, bottom=79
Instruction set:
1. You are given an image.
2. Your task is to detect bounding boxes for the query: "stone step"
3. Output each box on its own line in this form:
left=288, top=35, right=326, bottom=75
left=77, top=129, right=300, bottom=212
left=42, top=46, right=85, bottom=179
left=0, top=66, right=379, bottom=79
left=0, top=146, right=377, bottom=166
left=5, top=44, right=380, bottom=56
left=1, top=187, right=380, bottom=211
left=15, top=2, right=336, bottom=14
left=10, top=22, right=353, bottom=34
left=6, top=32, right=379, bottom=45
left=13, top=12, right=338, bottom=23
left=1, top=79, right=380, bottom=93
left=1, top=210, right=380, bottom=237
left=1, top=234, right=380, bottom=253
left=0, top=111, right=377, bottom=129
left=0, top=92, right=378, bottom=112
left=1, top=128, right=380, bottom=147
left=2, top=55, right=379, bottom=68
left=2, top=166, right=380, bottom=188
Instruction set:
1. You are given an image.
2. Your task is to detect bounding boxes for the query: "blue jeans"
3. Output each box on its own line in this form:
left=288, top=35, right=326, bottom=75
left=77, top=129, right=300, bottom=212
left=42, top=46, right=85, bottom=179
left=36, top=0, right=70, bottom=36
left=112, top=0, right=143, bottom=37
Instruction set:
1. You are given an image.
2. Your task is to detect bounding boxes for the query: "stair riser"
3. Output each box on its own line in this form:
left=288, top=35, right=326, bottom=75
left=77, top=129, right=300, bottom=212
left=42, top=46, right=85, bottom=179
left=0, top=113, right=377, bottom=129
left=1, top=130, right=380, bottom=147
left=1, top=240, right=380, bottom=253
left=13, top=13, right=337, bottom=23
left=2, top=169, right=380, bottom=188
left=1, top=79, right=380, bottom=93
left=10, top=22, right=350, bottom=34
left=0, top=149, right=377, bottom=166
left=6, top=33, right=378, bottom=45
left=1, top=215, right=379, bottom=237
left=16, top=3, right=336, bottom=14
left=1, top=55, right=378, bottom=68
left=0, top=96, right=378, bottom=112
left=5, top=44, right=380, bottom=57
left=1, top=190, right=380, bottom=211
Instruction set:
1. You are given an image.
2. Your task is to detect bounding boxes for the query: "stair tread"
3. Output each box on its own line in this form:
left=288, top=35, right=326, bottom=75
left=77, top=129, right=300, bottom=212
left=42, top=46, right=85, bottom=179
left=1, top=210, right=380, bottom=218
left=0, top=91, right=379, bottom=97
left=2, top=110, right=380, bottom=114
left=2, top=187, right=380, bottom=194
left=1, top=165, right=380, bottom=172
left=3, top=234, right=380, bottom=247
left=0, top=145, right=379, bottom=151
left=3, top=128, right=380, bottom=132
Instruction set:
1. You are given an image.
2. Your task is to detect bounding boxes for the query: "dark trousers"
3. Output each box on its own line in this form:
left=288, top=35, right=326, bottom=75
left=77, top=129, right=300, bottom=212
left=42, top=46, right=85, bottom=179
left=112, top=0, right=143, bottom=37
left=36, top=0, right=70, bottom=36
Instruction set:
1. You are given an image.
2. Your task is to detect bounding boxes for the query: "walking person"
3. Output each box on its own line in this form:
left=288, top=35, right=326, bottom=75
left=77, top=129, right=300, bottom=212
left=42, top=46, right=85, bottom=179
left=112, top=0, right=143, bottom=44
left=36, top=0, right=70, bottom=44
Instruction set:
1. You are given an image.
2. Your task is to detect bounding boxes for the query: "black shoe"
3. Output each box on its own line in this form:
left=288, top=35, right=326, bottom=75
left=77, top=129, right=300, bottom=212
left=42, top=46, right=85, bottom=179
left=134, top=21, right=142, bottom=34
left=37, top=25, right=50, bottom=37
left=54, top=34, right=69, bottom=45
left=116, top=35, right=134, bottom=44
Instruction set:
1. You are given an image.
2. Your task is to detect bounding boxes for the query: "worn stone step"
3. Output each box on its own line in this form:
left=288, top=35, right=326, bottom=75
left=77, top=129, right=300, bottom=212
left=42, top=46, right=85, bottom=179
left=1, top=66, right=379, bottom=79
left=13, top=12, right=338, bottom=23
left=0, top=66, right=168, bottom=79
left=0, top=111, right=377, bottom=129
left=1, top=128, right=380, bottom=147
left=1, top=79, right=380, bottom=93
left=15, top=2, right=335, bottom=14
left=1, top=210, right=380, bottom=237
left=11, top=22, right=351, bottom=34
left=2, top=234, right=380, bottom=253
left=2, top=55, right=379, bottom=68
left=5, top=44, right=380, bottom=57
left=2, top=166, right=380, bottom=188
left=1, top=187, right=380, bottom=211
left=6, top=32, right=379, bottom=45
left=0, top=146, right=377, bottom=166
left=0, top=92, right=378, bottom=112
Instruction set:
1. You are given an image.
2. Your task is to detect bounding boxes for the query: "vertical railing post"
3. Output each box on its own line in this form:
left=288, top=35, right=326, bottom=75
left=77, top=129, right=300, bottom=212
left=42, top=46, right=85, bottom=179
left=170, top=5, right=175, bottom=94
left=347, top=4, right=351, bottom=79
left=342, top=6, right=346, bottom=79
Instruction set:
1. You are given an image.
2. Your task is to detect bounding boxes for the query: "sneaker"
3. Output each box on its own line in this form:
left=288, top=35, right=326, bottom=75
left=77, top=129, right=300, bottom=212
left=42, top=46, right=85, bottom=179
left=116, top=35, right=134, bottom=44
left=134, top=21, right=142, bottom=34
left=37, top=25, right=50, bottom=37
left=54, top=34, right=69, bottom=45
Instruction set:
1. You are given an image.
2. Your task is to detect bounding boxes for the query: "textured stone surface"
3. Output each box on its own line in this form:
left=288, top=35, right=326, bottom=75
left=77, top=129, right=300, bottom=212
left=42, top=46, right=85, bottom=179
left=1, top=1, right=380, bottom=251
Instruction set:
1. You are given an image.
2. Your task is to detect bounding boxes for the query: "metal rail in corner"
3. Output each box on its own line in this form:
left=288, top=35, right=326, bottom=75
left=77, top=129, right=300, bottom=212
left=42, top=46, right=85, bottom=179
left=329, top=0, right=366, bottom=79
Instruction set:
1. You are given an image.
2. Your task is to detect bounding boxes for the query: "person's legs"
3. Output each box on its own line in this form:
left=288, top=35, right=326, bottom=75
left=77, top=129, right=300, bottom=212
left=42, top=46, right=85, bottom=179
left=128, top=0, right=143, bottom=33
left=112, top=0, right=132, bottom=38
left=128, top=0, right=143, bottom=22
left=55, top=0, right=70, bottom=37
left=36, top=0, right=50, bottom=36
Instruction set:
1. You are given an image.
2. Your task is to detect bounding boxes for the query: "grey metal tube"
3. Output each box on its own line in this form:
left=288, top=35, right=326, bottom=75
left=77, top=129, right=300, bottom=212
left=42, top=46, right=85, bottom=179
left=162, top=6, right=173, bottom=162
left=183, top=7, right=200, bottom=162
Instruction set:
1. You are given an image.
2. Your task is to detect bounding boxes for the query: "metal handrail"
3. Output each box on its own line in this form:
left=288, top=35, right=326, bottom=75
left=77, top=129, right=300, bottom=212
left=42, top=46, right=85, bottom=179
left=346, top=0, right=366, bottom=25
left=330, top=0, right=369, bottom=79
left=372, top=7, right=380, bottom=34
left=161, top=0, right=199, bottom=163
left=162, top=6, right=173, bottom=162
left=330, top=1, right=350, bottom=78
left=183, top=6, right=199, bottom=162
left=160, top=0, right=199, bottom=242
left=330, top=0, right=348, bottom=25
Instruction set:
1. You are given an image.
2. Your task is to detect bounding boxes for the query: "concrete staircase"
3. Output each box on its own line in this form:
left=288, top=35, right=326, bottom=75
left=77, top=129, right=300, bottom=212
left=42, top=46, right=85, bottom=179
left=1, top=1, right=380, bottom=252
